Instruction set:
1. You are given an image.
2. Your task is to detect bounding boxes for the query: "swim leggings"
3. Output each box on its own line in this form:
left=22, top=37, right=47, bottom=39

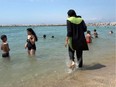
left=68, top=47, right=83, bottom=68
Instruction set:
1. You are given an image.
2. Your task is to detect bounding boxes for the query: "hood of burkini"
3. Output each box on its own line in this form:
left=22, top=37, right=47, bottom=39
left=67, top=17, right=83, bottom=24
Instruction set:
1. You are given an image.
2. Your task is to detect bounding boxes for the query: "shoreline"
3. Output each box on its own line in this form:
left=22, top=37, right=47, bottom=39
left=0, top=22, right=116, bottom=27
left=0, top=24, right=66, bottom=27
left=6, top=51, right=115, bottom=87
left=52, top=54, right=116, bottom=87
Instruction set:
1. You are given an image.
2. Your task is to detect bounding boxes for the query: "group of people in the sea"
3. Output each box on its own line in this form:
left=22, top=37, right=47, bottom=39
left=0, top=9, right=114, bottom=72
left=43, top=34, right=54, bottom=39
left=1, top=28, right=38, bottom=57
left=0, top=28, right=56, bottom=58
left=85, top=29, right=98, bottom=43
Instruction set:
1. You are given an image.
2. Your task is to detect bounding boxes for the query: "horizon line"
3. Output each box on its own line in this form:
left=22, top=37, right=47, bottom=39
left=0, top=22, right=116, bottom=27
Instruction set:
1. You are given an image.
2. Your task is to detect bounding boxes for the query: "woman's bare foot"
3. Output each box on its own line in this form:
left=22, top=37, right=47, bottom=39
left=68, top=61, right=76, bottom=70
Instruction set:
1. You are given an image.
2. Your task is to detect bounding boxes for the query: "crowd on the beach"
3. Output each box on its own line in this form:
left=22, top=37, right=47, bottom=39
left=0, top=9, right=114, bottom=73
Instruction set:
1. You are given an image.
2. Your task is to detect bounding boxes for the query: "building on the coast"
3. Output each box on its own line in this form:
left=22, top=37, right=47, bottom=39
left=110, top=22, right=116, bottom=26
left=87, top=22, right=116, bottom=26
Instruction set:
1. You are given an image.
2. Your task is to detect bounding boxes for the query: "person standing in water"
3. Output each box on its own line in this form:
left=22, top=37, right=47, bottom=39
left=65, top=9, right=88, bottom=69
left=1, top=35, right=10, bottom=58
left=86, top=30, right=92, bottom=43
left=93, top=29, right=98, bottom=38
left=25, top=28, right=38, bottom=56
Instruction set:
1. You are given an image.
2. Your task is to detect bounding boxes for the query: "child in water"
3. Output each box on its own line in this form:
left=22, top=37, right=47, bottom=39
left=86, top=30, right=92, bottom=43
left=25, top=28, right=38, bottom=56
left=1, top=35, right=10, bottom=58
left=93, top=29, right=98, bottom=38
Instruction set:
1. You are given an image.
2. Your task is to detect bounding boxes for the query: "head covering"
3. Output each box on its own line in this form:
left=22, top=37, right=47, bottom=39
left=67, top=9, right=77, bottom=17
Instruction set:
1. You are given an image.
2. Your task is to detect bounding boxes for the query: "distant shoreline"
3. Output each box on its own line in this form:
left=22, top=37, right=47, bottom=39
left=87, top=22, right=116, bottom=26
left=0, top=22, right=116, bottom=27
left=0, top=24, right=66, bottom=27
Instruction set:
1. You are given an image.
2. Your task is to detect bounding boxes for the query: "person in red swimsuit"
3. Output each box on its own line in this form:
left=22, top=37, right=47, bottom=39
left=86, top=30, right=92, bottom=43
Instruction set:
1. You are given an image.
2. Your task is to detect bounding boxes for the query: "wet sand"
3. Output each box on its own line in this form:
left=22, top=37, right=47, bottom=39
left=7, top=53, right=115, bottom=87
left=1, top=45, right=115, bottom=87
left=53, top=55, right=116, bottom=87
left=42, top=57, right=114, bottom=87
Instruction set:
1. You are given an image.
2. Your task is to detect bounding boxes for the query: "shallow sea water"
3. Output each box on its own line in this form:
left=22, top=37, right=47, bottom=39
left=0, top=26, right=115, bottom=87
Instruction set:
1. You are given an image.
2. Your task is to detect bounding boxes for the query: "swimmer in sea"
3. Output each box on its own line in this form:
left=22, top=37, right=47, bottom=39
left=93, top=29, right=98, bottom=38
left=51, top=36, right=54, bottom=38
left=109, top=31, right=113, bottom=34
left=1, top=35, right=10, bottom=58
left=86, top=30, right=92, bottom=43
left=43, top=34, right=46, bottom=39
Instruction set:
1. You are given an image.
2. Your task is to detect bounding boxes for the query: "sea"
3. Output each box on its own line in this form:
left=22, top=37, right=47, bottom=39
left=0, top=26, right=115, bottom=87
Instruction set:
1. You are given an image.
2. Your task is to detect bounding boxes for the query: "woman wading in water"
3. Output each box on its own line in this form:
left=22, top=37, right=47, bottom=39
left=65, top=9, right=89, bottom=70
left=25, top=28, right=38, bottom=56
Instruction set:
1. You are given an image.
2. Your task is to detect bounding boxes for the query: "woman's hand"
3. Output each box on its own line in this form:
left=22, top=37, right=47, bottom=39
left=65, top=37, right=68, bottom=47
left=65, top=41, right=68, bottom=47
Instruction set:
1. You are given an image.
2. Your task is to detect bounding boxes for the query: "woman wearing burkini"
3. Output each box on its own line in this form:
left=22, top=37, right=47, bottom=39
left=65, top=9, right=89, bottom=69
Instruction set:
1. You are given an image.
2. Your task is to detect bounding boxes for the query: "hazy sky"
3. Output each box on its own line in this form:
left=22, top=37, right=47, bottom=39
left=0, top=0, right=115, bottom=24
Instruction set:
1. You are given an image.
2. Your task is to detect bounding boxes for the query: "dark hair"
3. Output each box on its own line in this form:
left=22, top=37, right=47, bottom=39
left=67, top=9, right=77, bottom=17
left=1, top=35, right=7, bottom=40
left=27, top=28, right=38, bottom=41
left=43, top=34, right=46, bottom=39
left=87, top=30, right=91, bottom=34
left=94, top=29, right=96, bottom=32
left=77, top=15, right=82, bottom=18
left=51, top=36, right=54, bottom=38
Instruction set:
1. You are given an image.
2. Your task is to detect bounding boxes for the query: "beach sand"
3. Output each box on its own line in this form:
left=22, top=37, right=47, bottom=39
left=53, top=56, right=115, bottom=87
left=9, top=53, right=115, bottom=87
